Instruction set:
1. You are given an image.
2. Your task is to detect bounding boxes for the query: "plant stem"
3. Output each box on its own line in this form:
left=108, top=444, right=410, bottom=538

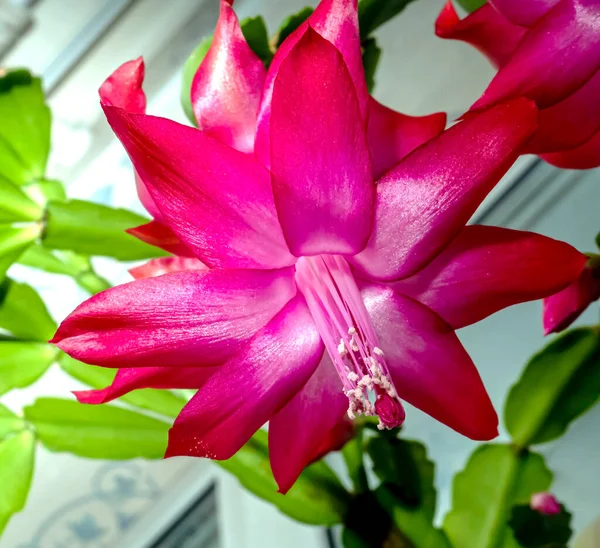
left=342, top=429, right=369, bottom=493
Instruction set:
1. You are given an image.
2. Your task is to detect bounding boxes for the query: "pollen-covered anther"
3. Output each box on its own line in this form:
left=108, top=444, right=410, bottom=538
left=294, top=255, right=405, bottom=430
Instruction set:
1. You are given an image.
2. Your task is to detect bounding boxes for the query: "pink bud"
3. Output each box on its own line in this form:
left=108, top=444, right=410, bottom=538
left=530, top=492, right=561, bottom=516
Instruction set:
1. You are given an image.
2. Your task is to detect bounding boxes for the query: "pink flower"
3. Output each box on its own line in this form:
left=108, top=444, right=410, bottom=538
left=436, top=0, right=600, bottom=169
left=543, top=261, right=600, bottom=334
left=53, top=0, right=586, bottom=492
left=530, top=492, right=562, bottom=515
left=100, top=58, right=196, bottom=258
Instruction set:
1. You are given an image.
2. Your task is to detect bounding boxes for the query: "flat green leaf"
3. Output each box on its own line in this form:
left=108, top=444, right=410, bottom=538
left=443, top=444, right=553, bottom=548
left=456, top=0, right=487, bottom=13
left=0, top=278, right=57, bottom=341
left=276, top=7, right=313, bottom=48
left=180, top=36, right=213, bottom=125
left=74, top=270, right=112, bottom=295
left=241, top=16, right=273, bottom=66
left=342, top=527, right=371, bottom=548
left=24, top=397, right=170, bottom=460
left=18, top=245, right=83, bottom=277
left=362, top=38, right=382, bottom=93
left=0, top=404, right=26, bottom=441
left=0, top=430, right=35, bottom=535
left=43, top=199, right=166, bottom=260
left=0, top=182, right=43, bottom=222
left=23, top=179, right=67, bottom=206
left=509, top=503, right=572, bottom=547
left=0, top=341, right=57, bottom=397
left=17, top=247, right=111, bottom=295
left=0, top=224, right=40, bottom=280
left=218, top=429, right=349, bottom=526
left=342, top=433, right=369, bottom=493
left=368, top=437, right=451, bottom=548
left=58, top=353, right=186, bottom=419
left=358, top=0, right=417, bottom=39
left=505, top=328, right=600, bottom=448
left=0, top=70, right=50, bottom=186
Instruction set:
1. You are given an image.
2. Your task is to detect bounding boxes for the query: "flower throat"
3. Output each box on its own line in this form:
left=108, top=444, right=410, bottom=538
left=295, top=255, right=405, bottom=430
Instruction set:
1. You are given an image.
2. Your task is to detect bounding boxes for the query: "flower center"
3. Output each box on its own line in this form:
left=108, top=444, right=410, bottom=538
left=295, top=255, right=405, bottom=430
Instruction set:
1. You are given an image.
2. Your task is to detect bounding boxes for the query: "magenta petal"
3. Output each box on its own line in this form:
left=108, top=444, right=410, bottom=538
left=104, top=106, right=294, bottom=269
left=541, top=126, right=600, bottom=170
left=393, top=225, right=588, bottom=329
left=127, top=221, right=195, bottom=258
left=99, top=57, right=146, bottom=113
left=129, top=257, right=208, bottom=280
left=489, top=0, right=560, bottom=27
left=52, top=267, right=297, bottom=369
left=269, top=354, right=348, bottom=493
left=352, top=98, right=538, bottom=281
left=308, top=0, right=367, bottom=118
left=191, top=0, right=266, bottom=153
left=99, top=59, right=162, bottom=218
left=472, top=0, right=600, bottom=111
left=255, top=0, right=366, bottom=168
left=165, top=295, right=323, bottom=460
left=361, top=284, right=498, bottom=440
left=135, top=171, right=162, bottom=220
left=543, top=266, right=600, bottom=334
left=527, top=69, right=600, bottom=154
left=74, top=366, right=219, bottom=404
left=270, top=29, right=373, bottom=256
left=367, top=97, right=447, bottom=180
left=435, top=2, right=526, bottom=69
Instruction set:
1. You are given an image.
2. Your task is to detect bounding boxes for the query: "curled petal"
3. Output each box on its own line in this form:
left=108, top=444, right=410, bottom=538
left=269, top=354, right=348, bottom=493
left=543, top=266, right=600, bottom=334
left=362, top=284, right=498, bottom=440
left=352, top=98, right=538, bottom=281
left=104, top=107, right=294, bottom=269
left=74, top=366, right=219, bottom=404
left=367, top=97, right=447, bottom=180
left=165, top=295, right=323, bottom=460
left=435, top=2, right=526, bottom=68
left=127, top=221, right=195, bottom=258
left=472, top=0, right=600, bottom=111
left=99, top=59, right=162, bottom=218
left=489, top=0, right=560, bottom=27
left=52, top=267, right=297, bottom=369
left=135, top=172, right=162, bottom=220
left=255, top=0, right=365, bottom=168
left=191, top=0, right=266, bottom=153
left=540, top=126, right=600, bottom=170
left=393, top=225, right=587, bottom=329
left=129, top=257, right=207, bottom=280
left=270, top=29, right=373, bottom=256
left=527, top=69, right=600, bottom=154
left=99, top=57, right=146, bottom=113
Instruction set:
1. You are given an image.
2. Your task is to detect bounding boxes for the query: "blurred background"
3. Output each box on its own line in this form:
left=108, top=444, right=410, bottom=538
left=0, top=0, right=599, bottom=546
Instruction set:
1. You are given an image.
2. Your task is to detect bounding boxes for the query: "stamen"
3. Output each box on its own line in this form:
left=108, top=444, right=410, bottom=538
left=295, top=255, right=405, bottom=430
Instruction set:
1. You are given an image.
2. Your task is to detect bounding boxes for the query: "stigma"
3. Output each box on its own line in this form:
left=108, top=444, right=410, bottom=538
left=295, top=255, right=405, bottom=430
